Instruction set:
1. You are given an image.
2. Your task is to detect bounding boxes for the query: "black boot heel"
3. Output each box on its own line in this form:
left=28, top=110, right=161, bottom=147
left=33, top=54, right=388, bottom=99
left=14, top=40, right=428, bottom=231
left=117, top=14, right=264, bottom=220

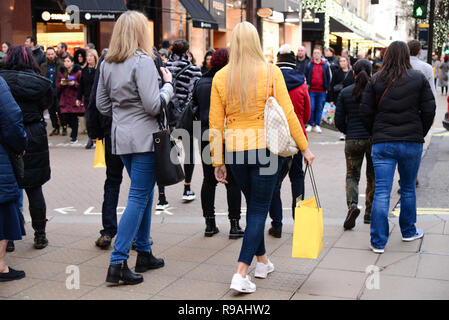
left=135, top=251, right=164, bottom=273
left=106, top=261, right=143, bottom=285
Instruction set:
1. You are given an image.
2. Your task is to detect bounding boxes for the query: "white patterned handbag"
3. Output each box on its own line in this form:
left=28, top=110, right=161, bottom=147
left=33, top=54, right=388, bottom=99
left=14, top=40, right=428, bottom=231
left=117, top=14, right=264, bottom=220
left=264, top=64, right=299, bottom=157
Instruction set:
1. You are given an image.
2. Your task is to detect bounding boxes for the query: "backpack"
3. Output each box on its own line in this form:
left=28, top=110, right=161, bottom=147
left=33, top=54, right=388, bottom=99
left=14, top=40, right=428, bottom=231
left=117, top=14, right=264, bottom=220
left=264, top=64, right=299, bottom=157
left=167, top=62, right=192, bottom=128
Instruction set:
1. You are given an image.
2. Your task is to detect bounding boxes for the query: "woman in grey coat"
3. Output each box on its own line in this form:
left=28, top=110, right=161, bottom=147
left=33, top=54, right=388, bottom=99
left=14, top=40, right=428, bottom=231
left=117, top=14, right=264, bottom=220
left=96, top=11, right=174, bottom=286
left=438, top=56, right=449, bottom=95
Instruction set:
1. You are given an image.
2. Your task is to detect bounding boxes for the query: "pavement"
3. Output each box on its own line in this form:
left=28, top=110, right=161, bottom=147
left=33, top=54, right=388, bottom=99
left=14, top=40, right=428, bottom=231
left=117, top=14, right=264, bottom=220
left=1, top=95, right=449, bottom=300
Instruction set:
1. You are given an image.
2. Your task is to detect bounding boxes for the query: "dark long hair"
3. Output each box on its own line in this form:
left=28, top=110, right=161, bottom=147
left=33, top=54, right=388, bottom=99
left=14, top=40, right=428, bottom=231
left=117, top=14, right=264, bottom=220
left=4, top=45, right=40, bottom=73
left=352, top=59, right=372, bottom=103
left=376, top=41, right=412, bottom=87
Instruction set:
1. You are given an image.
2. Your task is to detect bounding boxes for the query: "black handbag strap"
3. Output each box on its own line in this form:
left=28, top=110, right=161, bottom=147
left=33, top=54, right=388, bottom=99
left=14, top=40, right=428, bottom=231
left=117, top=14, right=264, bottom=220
left=157, top=98, right=169, bottom=130
left=304, top=164, right=321, bottom=209
left=172, top=62, right=192, bottom=92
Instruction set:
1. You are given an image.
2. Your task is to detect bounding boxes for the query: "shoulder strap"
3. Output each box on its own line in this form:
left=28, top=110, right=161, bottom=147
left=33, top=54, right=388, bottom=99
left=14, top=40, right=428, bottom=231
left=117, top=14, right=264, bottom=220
left=377, top=80, right=394, bottom=110
left=266, top=64, right=276, bottom=100
left=174, top=62, right=192, bottom=81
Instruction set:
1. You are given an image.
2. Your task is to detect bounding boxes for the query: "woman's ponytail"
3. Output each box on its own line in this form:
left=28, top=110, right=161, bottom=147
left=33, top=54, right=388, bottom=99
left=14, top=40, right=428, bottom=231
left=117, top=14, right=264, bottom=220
left=352, top=59, right=372, bottom=103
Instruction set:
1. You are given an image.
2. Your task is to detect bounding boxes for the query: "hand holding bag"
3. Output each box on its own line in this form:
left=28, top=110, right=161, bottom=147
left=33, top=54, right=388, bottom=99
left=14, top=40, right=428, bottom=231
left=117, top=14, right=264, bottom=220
left=264, top=64, right=299, bottom=157
left=153, top=99, right=185, bottom=186
left=292, top=165, right=323, bottom=259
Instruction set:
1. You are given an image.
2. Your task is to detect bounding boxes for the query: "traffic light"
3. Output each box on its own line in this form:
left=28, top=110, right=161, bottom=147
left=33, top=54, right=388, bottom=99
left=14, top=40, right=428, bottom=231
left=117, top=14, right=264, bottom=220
left=413, top=0, right=428, bottom=19
left=445, top=47, right=449, bottom=55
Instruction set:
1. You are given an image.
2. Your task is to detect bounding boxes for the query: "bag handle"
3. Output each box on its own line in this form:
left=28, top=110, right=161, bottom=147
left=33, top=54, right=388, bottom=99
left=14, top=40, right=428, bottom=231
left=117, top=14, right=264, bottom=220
left=304, top=164, right=321, bottom=209
left=266, top=63, right=277, bottom=100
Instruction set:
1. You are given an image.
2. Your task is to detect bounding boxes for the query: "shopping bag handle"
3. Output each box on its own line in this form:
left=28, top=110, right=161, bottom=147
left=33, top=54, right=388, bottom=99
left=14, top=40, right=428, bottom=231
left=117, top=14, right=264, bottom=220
left=304, top=164, right=321, bottom=209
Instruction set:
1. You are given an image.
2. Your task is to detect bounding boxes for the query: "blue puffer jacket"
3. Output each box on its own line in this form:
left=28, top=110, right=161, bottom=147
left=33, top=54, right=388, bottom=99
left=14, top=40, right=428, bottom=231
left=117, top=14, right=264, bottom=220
left=0, top=76, right=27, bottom=204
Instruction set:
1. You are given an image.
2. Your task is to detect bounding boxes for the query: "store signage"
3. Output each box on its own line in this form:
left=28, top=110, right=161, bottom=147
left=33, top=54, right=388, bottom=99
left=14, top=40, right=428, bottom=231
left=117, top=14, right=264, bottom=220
left=84, top=13, right=117, bottom=21
left=41, top=11, right=71, bottom=22
left=192, top=20, right=218, bottom=30
left=302, top=8, right=319, bottom=23
left=257, top=8, right=273, bottom=18
left=210, top=0, right=226, bottom=30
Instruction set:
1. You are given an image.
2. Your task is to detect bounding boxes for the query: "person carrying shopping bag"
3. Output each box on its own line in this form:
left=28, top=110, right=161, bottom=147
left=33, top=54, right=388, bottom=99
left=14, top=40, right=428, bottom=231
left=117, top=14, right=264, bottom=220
left=209, top=22, right=315, bottom=293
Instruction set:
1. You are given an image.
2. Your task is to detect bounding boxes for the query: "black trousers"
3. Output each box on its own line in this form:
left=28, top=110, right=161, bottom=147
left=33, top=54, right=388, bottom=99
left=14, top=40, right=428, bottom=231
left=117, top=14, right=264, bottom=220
left=200, top=141, right=241, bottom=219
left=25, top=186, right=46, bottom=226
left=100, top=135, right=124, bottom=238
left=181, top=134, right=195, bottom=183
left=48, top=95, right=60, bottom=130
left=61, top=113, right=78, bottom=140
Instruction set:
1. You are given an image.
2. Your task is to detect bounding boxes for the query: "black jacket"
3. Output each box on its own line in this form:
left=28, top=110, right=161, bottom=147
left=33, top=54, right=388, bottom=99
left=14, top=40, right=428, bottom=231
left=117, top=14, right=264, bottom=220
left=87, top=56, right=110, bottom=139
left=295, top=57, right=310, bottom=75
left=360, top=70, right=436, bottom=144
left=329, top=68, right=354, bottom=102
left=77, top=66, right=96, bottom=106
left=335, top=84, right=370, bottom=140
left=0, top=69, right=52, bottom=188
left=32, top=46, right=46, bottom=67
left=191, top=68, right=218, bottom=136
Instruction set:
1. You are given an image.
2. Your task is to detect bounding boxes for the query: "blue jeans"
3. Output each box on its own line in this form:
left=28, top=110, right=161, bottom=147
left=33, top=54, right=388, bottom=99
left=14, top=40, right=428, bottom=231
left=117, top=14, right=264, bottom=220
left=370, top=142, right=423, bottom=249
left=228, top=149, right=284, bottom=265
left=308, top=91, right=327, bottom=126
left=110, top=152, right=156, bottom=265
left=269, top=153, right=305, bottom=229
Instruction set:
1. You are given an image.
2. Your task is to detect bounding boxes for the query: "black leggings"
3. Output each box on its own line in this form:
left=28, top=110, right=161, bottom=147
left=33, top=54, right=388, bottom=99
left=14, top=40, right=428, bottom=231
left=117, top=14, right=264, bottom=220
left=25, top=186, right=46, bottom=221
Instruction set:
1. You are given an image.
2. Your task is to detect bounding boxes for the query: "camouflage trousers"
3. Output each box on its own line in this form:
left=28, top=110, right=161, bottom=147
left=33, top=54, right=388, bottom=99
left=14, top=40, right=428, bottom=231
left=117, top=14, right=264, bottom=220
left=345, top=139, right=375, bottom=216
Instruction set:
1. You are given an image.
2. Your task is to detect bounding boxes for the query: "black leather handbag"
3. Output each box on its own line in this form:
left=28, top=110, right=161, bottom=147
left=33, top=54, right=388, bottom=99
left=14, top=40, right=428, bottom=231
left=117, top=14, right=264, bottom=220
left=153, top=99, right=185, bottom=186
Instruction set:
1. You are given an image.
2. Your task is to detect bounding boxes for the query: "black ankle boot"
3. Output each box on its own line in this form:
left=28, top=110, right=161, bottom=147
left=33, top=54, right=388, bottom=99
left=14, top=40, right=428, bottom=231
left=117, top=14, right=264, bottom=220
left=135, top=251, right=164, bottom=273
left=229, top=219, right=244, bottom=239
left=106, top=260, right=143, bottom=285
left=31, top=217, right=48, bottom=249
left=205, top=217, right=219, bottom=237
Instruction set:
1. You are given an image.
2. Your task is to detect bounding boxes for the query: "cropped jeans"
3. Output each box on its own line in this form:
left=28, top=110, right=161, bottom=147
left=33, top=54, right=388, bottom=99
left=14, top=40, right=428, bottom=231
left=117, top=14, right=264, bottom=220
left=228, top=149, right=284, bottom=265
left=110, top=152, right=156, bottom=265
left=370, top=142, right=423, bottom=249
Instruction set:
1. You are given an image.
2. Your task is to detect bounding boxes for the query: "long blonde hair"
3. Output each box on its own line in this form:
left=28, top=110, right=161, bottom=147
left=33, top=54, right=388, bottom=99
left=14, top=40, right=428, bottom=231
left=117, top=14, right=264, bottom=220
left=105, top=11, right=154, bottom=63
left=86, top=49, right=99, bottom=68
left=226, top=22, right=266, bottom=112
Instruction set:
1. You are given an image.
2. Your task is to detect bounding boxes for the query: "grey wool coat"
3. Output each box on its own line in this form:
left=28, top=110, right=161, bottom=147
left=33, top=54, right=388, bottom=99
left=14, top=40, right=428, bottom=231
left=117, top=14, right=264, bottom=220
left=96, top=51, right=174, bottom=155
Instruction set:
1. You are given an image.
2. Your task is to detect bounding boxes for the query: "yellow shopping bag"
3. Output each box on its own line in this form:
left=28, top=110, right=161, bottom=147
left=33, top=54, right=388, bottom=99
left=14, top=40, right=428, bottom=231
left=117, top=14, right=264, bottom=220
left=292, top=165, right=323, bottom=259
left=93, top=139, right=106, bottom=168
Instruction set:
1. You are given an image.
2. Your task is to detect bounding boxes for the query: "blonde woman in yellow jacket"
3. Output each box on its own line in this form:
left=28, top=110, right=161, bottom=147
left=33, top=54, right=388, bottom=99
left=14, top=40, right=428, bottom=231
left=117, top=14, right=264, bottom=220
left=209, top=22, right=315, bottom=293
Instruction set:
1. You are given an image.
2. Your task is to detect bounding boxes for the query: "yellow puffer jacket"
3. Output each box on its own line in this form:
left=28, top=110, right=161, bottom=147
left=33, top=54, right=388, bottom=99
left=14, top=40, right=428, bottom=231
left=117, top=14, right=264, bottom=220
left=209, top=63, right=309, bottom=167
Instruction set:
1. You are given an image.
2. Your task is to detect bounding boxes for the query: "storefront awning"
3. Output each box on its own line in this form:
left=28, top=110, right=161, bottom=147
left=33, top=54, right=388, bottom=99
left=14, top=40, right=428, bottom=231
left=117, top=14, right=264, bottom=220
left=179, top=0, right=219, bottom=30
left=64, top=0, right=127, bottom=13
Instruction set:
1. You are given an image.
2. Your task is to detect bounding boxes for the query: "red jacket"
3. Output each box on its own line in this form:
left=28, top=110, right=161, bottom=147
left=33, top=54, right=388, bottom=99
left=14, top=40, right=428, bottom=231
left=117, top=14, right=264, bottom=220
left=289, top=83, right=311, bottom=140
left=57, top=70, right=84, bottom=114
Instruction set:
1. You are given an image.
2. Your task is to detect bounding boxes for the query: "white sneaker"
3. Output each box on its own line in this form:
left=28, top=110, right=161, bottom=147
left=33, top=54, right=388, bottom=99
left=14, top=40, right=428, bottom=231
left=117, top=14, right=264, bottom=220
left=305, top=125, right=312, bottom=133
left=254, top=259, right=275, bottom=279
left=313, top=126, right=322, bottom=133
left=339, top=133, right=346, bottom=141
left=156, top=200, right=169, bottom=211
left=230, top=273, right=256, bottom=293
left=370, top=244, right=385, bottom=254
left=402, top=228, right=424, bottom=242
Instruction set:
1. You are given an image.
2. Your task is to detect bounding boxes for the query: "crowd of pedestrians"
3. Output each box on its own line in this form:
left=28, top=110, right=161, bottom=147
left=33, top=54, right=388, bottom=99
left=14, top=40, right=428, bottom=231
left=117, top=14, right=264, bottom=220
left=0, top=11, right=437, bottom=294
